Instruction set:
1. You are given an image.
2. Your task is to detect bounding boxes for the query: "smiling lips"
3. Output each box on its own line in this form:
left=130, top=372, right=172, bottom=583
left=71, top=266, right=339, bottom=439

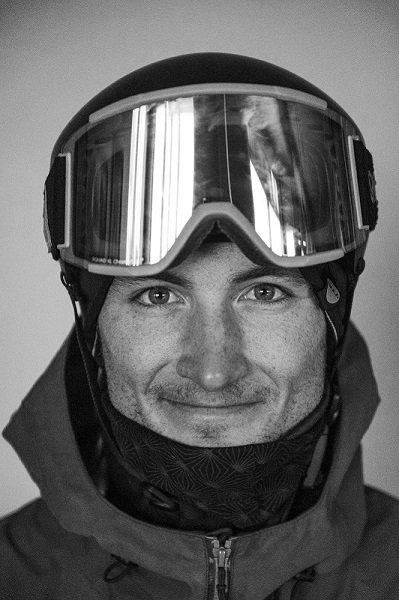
left=161, top=397, right=261, bottom=411
left=156, top=385, right=269, bottom=412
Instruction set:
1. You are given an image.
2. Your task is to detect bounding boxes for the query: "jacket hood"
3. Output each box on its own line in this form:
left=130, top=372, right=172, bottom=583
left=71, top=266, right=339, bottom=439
left=3, top=322, right=380, bottom=598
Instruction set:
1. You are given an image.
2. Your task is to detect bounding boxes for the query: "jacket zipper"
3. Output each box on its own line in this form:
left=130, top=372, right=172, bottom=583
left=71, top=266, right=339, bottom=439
left=207, top=535, right=233, bottom=600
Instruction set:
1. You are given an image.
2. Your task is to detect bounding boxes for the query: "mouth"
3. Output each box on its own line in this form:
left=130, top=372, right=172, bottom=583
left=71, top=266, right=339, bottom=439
left=160, top=397, right=261, bottom=413
left=146, top=391, right=274, bottom=446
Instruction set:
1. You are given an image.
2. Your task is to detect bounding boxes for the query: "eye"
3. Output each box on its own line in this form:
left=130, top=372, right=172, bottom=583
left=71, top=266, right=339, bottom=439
left=240, top=283, right=286, bottom=303
left=135, top=286, right=181, bottom=306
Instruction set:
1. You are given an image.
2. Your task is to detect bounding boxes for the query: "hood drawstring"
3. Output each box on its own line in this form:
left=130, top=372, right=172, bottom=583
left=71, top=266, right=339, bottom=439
left=290, top=567, right=316, bottom=598
left=263, top=567, right=316, bottom=600
left=103, top=554, right=138, bottom=583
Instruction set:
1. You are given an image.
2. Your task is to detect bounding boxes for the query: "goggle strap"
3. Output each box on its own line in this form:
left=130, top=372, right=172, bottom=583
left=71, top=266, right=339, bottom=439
left=44, top=154, right=68, bottom=260
left=353, top=139, right=378, bottom=231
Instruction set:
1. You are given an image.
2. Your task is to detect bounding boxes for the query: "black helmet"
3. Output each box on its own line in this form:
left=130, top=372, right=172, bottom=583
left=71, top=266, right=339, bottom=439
left=44, top=53, right=377, bottom=355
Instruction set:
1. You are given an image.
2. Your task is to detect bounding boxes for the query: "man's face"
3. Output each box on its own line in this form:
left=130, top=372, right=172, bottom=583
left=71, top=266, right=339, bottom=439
left=98, top=243, right=326, bottom=447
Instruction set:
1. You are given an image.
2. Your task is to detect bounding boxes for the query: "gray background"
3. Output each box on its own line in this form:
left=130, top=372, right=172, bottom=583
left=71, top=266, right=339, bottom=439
left=1, top=0, right=398, bottom=516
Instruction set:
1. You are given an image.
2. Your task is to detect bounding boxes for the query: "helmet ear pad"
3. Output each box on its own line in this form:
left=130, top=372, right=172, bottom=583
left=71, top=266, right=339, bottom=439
left=61, top=262, right=113, bottom=348
left=300, top=249, right=366, bottom=373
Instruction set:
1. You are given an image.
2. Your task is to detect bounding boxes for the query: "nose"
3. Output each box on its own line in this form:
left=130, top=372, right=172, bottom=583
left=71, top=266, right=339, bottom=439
left=176, top=304, right=250, bottom=391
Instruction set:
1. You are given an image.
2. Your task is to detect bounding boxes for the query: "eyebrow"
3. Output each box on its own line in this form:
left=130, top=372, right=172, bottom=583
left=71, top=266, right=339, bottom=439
left=114, top=271, right=193, bottom=289
left=229, top=265, right=305, bottom=286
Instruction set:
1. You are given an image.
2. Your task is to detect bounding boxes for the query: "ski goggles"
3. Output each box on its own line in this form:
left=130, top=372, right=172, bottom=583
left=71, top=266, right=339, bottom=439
left=44, top=83, right=377, bottom=275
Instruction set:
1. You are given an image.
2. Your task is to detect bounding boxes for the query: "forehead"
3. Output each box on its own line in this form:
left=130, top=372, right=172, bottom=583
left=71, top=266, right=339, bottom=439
left=112, top=242, right=310, bottom=291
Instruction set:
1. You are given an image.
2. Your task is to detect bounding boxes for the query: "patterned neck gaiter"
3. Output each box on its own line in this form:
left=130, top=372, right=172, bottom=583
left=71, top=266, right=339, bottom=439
left=99, top=385, right=329, bottom=534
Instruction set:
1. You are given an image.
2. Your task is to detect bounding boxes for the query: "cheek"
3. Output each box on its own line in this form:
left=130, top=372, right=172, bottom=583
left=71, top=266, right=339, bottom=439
left=285, top=306, right=327, bottom=383
left=245, top=304, right=327, bottom=381
left=98, top=304, right=180, bottom=390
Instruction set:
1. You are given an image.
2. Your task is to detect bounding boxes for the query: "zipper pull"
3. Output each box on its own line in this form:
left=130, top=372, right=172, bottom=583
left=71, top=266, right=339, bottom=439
left=211, top=538, right=232, bottom=600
